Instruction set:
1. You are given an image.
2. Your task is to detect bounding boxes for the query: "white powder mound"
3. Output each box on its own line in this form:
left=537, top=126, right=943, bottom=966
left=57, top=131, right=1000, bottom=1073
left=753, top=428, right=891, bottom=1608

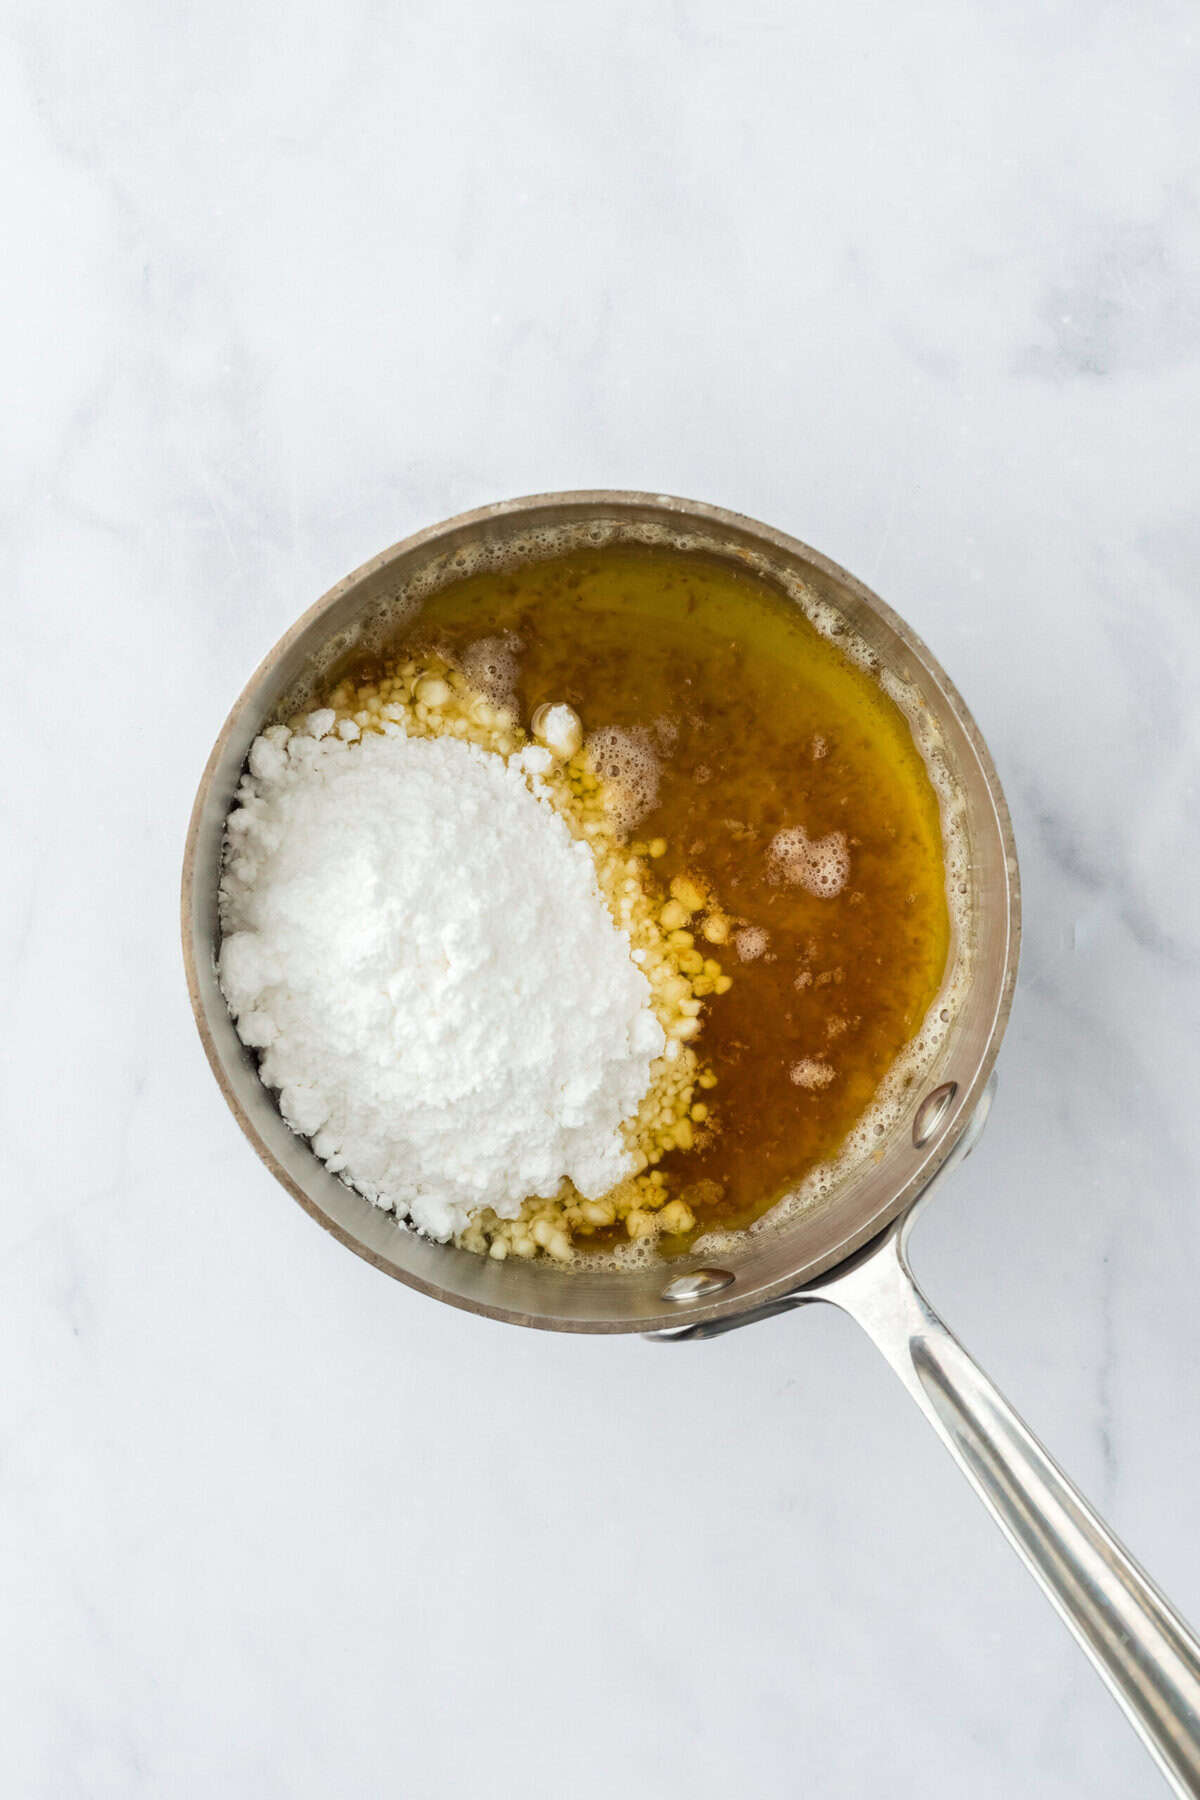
left=768, top=825, right=850, bottom=898
left=218, top=719, right=665, bottom=1241
left=531, top=702, right=583, bottom=759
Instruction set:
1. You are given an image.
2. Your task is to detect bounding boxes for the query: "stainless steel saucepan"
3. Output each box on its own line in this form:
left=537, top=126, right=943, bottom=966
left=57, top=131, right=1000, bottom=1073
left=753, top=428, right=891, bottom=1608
left=182, top=491, right=1200, bottom=1794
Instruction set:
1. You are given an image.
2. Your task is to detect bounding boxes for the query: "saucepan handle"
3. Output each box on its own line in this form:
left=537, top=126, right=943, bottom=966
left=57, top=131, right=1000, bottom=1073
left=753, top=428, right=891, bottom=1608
left=819, top=1228, right=1200, bottom=1796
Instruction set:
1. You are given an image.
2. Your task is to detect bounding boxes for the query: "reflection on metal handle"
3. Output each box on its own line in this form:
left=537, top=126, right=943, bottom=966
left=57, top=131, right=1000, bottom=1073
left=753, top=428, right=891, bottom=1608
left=819, top=1224, right=1200, bottom=1797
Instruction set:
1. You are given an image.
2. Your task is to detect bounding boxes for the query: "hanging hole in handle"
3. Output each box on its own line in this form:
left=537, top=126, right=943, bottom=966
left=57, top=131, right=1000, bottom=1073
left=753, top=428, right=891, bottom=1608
left=913, top=1080, right=958, bottom=1147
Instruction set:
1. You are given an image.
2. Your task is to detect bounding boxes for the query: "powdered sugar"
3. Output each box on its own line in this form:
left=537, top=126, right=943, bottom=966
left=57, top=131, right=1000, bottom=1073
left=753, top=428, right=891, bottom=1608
left=218, top=719, right=665, bottom=1241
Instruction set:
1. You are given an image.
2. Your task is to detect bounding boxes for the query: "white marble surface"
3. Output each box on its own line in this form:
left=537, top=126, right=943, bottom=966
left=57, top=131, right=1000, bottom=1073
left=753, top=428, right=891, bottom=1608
left=4, top=2, right=1200, bottom=1794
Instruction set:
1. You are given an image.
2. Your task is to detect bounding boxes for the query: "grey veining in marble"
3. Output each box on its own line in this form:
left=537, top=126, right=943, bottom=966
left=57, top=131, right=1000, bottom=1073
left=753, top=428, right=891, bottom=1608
left=3, top=2, right=1199, bottom=1795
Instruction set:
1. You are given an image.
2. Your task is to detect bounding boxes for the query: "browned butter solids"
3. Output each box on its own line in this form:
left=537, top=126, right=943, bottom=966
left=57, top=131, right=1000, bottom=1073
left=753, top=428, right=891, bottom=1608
left=352, top=546, right=950, bottom=1249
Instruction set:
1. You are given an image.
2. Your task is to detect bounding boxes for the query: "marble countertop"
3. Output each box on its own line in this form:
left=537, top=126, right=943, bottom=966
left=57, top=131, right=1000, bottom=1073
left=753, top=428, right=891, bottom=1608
left=4, top=3, right=1199, bottom=1795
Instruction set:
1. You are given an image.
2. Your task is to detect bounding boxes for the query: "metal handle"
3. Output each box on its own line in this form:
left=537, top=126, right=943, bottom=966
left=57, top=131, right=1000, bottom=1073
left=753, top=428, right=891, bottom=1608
left=650, top=1087, right=1200, bottom=1788
left=816, top=1223, right=1200, bottom=1796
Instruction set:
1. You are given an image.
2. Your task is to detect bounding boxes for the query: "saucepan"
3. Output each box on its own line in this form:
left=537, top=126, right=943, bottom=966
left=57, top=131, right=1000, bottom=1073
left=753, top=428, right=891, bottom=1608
left=182, top=492, right=1200, bottom=1793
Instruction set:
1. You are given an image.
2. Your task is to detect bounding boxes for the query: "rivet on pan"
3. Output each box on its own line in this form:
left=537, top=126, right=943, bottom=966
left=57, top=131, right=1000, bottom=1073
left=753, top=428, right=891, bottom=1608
left=913, top=1081, right=958, bottom=1148
left=661, top=1268, right=735, bottom=1303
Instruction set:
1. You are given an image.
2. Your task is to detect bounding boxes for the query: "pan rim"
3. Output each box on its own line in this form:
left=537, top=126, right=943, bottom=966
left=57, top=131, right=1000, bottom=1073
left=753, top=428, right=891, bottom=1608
left=181, top=489, right=1021, bottom=1333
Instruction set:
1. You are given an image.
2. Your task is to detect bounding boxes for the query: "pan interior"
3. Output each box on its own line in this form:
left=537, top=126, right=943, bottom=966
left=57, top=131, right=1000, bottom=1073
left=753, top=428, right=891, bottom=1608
left=183, top=492, right=1019, bottom=1333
